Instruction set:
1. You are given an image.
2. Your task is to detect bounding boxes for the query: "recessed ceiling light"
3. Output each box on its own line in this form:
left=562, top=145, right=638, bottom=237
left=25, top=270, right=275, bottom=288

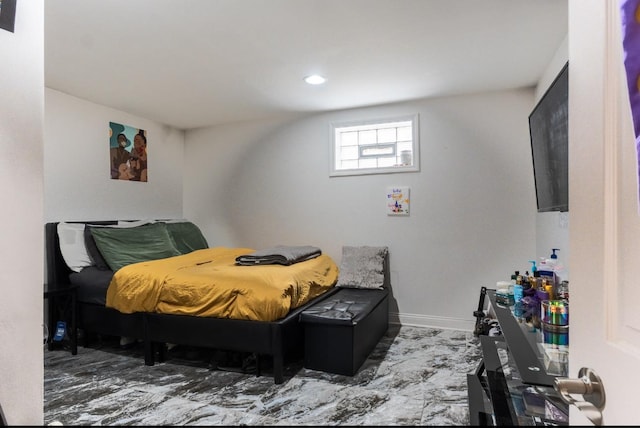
left=304, top=74, right=327, bottom=85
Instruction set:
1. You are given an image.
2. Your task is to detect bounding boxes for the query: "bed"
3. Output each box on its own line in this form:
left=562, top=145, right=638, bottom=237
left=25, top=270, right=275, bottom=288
left=45, top=220, right=340, bottom=384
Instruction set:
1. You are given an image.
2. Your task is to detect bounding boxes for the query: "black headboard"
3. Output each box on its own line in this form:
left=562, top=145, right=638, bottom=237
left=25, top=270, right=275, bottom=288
left=45, top=221, right=117, bottom=289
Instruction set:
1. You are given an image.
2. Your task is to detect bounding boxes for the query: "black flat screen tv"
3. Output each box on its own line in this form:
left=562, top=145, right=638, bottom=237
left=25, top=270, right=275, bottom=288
left=529, top=62, right=569, bottom=213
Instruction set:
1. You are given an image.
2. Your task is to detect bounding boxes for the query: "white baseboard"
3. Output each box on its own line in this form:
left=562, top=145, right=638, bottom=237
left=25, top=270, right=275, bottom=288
left=389, top=311, right=476, bottom=332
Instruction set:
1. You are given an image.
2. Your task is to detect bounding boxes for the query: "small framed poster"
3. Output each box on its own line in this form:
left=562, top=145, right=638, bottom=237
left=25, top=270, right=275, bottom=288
left=386, top=186, right=410, bottom=216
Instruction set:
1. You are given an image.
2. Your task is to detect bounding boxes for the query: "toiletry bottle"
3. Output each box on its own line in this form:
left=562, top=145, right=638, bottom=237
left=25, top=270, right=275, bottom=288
left=513, top=276, right=524, bottom=306
left=557, top=280, right=569, bottom=302
left=521, top=271, right=527, bottom=289
left=537, top=256, right=554, bottom=278
left=543, top=278, right=554, bottom=300
left=511, top=271, right=519, bottom=286
left=528, top=261, right=539, bottom=289
left=513, top=284, right=523, bottom=308
left=541, top=249, right=559, bottom=271
left=549, top=249, right=564, bottom=292
left=533, top=271, right=543, bottom=290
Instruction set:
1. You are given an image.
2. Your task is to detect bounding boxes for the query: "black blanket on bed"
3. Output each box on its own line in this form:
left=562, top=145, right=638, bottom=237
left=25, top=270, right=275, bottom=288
left=235, top=245, right=322, bottom=266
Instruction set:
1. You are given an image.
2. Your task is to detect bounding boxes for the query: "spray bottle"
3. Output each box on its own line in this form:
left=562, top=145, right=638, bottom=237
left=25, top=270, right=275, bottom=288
left=546, top=248, right=563, bottom=296
left=528, top=261, right=540, bottom=289
left=537, top=252, right=555, bottom=292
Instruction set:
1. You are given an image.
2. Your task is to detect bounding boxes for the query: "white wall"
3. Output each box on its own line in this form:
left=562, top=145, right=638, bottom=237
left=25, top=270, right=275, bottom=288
left=44, top=89, right=185, bottom=222
left=534, top=35, right=571, bottom=280
left=0, top=1, right=44, bottom=424
left=184, top=89, right=538, bottom=329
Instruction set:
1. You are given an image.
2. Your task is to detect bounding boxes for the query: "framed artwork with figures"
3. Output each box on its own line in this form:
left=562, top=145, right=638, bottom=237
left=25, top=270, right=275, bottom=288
left=109, top=121, right=148, bottom=182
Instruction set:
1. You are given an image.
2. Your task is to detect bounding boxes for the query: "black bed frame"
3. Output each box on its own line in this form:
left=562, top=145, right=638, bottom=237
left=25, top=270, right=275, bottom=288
left=45, top=221, right=338, bottom=384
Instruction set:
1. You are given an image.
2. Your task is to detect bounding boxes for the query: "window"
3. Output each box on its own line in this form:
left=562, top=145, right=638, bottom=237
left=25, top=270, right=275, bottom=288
left=330, top=114, right=419, bottom=177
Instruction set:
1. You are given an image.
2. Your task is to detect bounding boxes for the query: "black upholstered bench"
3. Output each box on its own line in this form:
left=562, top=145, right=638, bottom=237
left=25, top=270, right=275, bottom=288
left=299, top=287, right=389, bottom=376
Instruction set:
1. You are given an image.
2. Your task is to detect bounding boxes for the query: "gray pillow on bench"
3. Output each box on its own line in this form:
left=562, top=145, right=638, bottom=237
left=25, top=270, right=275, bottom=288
left=336, top=246, right=388, bottom=290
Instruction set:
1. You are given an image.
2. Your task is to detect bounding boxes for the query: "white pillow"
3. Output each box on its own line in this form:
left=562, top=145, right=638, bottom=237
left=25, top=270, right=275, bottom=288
left=161, top=218, right=189, bottom=223
left=57, top=222, right=93, bottom=273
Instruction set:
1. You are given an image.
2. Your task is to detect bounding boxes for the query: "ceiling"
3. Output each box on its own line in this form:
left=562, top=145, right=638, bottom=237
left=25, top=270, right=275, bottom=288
left=44, top=0, right=568, bottom=131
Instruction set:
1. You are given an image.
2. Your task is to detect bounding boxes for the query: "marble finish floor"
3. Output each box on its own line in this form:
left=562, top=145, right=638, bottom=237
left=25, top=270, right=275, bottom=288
left=44, top=325, right=481, bottom=426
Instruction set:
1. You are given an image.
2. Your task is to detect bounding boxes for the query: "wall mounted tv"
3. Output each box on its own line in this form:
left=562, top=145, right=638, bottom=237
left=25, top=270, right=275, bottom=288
left=529, top=61, right=569, bottom=213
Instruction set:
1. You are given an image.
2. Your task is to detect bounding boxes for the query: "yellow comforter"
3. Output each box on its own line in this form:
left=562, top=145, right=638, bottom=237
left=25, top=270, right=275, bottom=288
left=105, top=247, right=339, bottom=321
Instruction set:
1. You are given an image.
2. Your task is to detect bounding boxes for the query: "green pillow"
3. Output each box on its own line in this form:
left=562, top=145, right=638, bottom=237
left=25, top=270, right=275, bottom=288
left=164, top=221, right=209, bottom=254
left=89, top=222, right=181, bottom=272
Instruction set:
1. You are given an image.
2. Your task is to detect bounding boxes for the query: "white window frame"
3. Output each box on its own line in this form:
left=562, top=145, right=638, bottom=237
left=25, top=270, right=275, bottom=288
left=329, top=113, right=420, bottom=177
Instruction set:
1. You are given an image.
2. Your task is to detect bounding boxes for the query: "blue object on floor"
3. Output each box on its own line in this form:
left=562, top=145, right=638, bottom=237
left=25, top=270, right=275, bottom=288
left=53, top=321, right=66, bottom=342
